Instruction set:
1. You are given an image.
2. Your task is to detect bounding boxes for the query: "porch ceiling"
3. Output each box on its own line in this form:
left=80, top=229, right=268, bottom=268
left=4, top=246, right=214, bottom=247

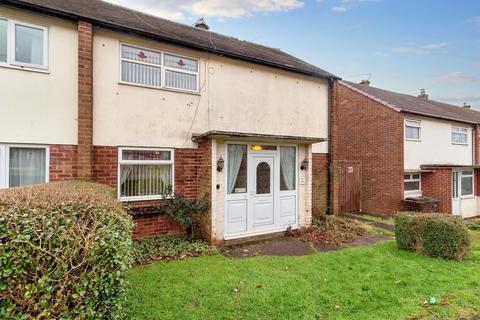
left=191, top=130, right=327, bottom=143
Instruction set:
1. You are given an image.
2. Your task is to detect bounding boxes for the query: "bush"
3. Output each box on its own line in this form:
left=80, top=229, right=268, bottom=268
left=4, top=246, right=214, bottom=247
left=132, top=235, right=211, bottom=265
left=394, top=212, right=470, bottom=260
left=156, top=194, right=209, bottom=237
left=0, top=181, right=133, bottom=319
left=467, top=220, right=480, bottom=231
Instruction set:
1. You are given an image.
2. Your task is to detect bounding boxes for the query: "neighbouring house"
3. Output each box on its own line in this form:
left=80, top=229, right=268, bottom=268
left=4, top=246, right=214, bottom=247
left=0, top=0, right=338, bottom=243
left=332, top=80, right=480, bottom=219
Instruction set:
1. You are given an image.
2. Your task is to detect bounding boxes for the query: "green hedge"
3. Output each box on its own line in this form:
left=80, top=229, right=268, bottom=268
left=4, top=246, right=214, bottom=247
left=0, top=181, right=133, bottom=319
left=394, top=212, right=470, bottom=260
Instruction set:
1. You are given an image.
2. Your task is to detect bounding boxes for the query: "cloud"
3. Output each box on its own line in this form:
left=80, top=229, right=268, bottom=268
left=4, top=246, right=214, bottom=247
left=392, top=42, right=447, bottom=56
left=104, top=0, right=304, bottom=21
left=331, top=6, right=348, bottom=12
left=330, top=0, right=379, bottom=13
left=435, top=71, right=480, bottom=83
left=392, top=47, right=431, bottom=56
left=467, top=16, right=480, bottom=26
left=422, top=42, right=447, bottom=49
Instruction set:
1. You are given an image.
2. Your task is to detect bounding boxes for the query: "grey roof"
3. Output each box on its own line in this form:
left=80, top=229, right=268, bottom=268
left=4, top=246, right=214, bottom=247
left=3, top=0, right=338, bottom=80
left=341, top=81, right=480, bottom=125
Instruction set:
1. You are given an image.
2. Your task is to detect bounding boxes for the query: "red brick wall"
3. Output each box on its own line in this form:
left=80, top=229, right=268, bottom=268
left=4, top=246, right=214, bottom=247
left=174, top=148, right=198, bottom=199
left=132, top=214, right=185, bottom=239
left=92, top=146, right=117, bottom=188
left=312, top=153, right=329, bottom=216
left=77, top=21, right=93, bottom=179
left=49, top=145, right=77, bottom=181
left=422, top=169, right=452, bottom=214
left=332, top=82, right=405, bottom=216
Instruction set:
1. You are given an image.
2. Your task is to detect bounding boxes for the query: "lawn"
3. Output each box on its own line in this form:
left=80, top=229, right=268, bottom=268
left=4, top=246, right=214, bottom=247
left=126, top=232, right=480, bottom=320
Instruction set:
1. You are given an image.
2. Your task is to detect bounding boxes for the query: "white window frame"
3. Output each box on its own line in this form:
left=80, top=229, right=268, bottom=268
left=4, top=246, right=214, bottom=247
left=451, top=126, right=468, bottom=145
left=0, top=17, right=49, bottom=70
left=405, top=119, right=421, bottom=141
left=119, top=42, right=200, bottom=93
left=117, top=147, right=175, bottom=201
left=404, top=173, right=421, bottom=196
left=0, top=144, right=50, bottom=189
left=460, top=170, right=474, bottom=198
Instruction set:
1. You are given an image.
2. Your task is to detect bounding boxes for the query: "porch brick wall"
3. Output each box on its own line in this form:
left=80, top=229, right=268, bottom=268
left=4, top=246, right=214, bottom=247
left=312, top=153, right=329, bottom=216
left=332, top=82, right=405, bottom=216
left=49, top=145, right=78, bottom=181
left=196, top=140, right=212, bottom=241
left=421, top=169, right=452, bottom=214
left=77, top=21, right=94, bottom=179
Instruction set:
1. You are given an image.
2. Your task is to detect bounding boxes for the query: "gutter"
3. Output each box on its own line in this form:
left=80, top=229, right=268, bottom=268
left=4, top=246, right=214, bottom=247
left=2, top=0, right=340, bottom=81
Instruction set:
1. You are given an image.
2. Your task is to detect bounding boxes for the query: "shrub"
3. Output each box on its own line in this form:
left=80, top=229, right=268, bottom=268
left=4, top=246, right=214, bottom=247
left=156, top=194, right=209, bottom=237
left=467, top=220, right=480, bottom=231
left=132, top=235, right=211, bottom=265
left=288, top=215, right=368, bottom=244
left=0, top=181, right=133, bottom=319
left=394, top=212, right=470, bottom=260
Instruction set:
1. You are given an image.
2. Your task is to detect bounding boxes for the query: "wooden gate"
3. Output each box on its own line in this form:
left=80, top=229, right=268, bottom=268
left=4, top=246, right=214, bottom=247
left=338, top=163, right=361, bottom=213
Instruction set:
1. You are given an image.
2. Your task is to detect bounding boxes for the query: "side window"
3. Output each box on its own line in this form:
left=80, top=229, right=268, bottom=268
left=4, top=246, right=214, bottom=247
left=405, top=120, right=421, bottom=141
left=451, top=126, right=468, bottom=145
left=404, top=173, right=421, bottom=194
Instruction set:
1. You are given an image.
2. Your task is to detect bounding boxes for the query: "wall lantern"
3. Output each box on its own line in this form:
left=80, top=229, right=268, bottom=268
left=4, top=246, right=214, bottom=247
left=300, top=157, right=309, bottom=171
left=217, top=156, right=225, bottom=172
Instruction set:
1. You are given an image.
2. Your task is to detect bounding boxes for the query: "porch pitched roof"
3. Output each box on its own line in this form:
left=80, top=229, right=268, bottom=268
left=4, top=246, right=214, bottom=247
left=191, top=130, right=326, bottom=143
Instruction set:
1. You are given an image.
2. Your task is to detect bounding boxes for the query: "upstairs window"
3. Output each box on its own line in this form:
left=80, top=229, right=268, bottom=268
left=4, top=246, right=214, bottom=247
left=451, top=126, right=468, bottom=145
left=120, top=44, right=199, bottom=92
left=404, top=173, right=421, bottom=194
left=405, top=120, right=421, bottom=141
left=0, top=18, right=48, bottom=69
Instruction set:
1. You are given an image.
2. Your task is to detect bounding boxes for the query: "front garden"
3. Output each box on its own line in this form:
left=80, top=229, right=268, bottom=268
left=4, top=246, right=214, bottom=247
left=2, top=181, right=479, bottom=319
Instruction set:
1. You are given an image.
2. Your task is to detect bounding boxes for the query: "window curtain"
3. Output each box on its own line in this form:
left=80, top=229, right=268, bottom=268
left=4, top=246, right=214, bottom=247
left=15, top=24, right=43, bottom=65
left=280, top=147, right=295, bottom=190
left=9, top=148, right=46, bottom=187
left=227, top=145, right=244, bottom=193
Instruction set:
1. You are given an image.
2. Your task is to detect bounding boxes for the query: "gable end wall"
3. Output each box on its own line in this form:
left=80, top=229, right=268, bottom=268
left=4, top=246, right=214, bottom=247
left=333, top=83, right=404, bottom=216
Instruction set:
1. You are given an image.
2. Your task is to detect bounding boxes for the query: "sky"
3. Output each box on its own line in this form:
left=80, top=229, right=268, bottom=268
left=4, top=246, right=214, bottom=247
left=105, top=0, right=480, bottom=108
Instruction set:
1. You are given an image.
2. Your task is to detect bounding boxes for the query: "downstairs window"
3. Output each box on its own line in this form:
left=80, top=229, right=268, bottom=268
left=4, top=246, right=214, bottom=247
left=118, top=147, right=174, bottom=200
left=404, top=173, right=421, bottom=195
left=0, top=145, right=49, bottom=188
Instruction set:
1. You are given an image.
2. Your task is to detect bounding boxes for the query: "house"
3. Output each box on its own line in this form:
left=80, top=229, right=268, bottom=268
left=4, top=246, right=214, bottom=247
left=0, top=0, right=339, bottom=243
left=332, top=80, right=480, bottom=219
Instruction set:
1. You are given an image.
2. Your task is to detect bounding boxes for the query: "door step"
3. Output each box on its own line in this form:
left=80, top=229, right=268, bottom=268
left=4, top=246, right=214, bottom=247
left=222, top=231, right=287, bottom=246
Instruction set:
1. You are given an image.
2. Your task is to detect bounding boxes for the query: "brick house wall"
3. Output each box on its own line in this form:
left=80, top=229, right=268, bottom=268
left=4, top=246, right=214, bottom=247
left=312, top=153, right=329, bottom=216
left=421, top=169, right=452, bottom=214
left=196, top=140, right=212, bottom=241
left=332, top=82, right=405, bottom=216
left=77, top=21, right=93, bottom=179
left=49, top=145, right=78, bottom=181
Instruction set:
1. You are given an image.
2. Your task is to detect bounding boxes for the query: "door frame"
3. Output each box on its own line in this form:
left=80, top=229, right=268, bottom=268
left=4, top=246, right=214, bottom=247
left=223, top=141, right=299, bottom=240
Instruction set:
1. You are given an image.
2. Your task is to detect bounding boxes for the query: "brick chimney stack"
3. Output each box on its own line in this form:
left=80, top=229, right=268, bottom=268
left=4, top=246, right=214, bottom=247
left=359, top=79, right=370, bottom=86
left=418, top=89, right=429, bottom=101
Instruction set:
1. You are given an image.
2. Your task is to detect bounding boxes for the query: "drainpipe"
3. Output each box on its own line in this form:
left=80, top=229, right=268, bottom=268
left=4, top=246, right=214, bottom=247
left=327, top=78, right=334, bottom=215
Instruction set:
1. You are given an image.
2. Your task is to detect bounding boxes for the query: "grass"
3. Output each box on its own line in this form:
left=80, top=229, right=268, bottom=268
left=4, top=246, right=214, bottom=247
left=358, top=213, right=395, bottom=225
left=126, top=231, right=480, bottom=320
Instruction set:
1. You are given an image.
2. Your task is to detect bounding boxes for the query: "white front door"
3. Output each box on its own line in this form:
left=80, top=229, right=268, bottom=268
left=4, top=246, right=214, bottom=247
left=250, top=155, right=275, bottom=230
left=224, top=143, right=298, bottom=238
left=452, top=170, right=461, bottom=215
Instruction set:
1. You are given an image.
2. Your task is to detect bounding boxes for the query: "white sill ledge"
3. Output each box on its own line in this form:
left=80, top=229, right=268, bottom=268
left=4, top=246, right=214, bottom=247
left=118, top=81, right=200, bottom=96
left=0, top=63, right=50, bottom=74
left=120, top=195, right=174, bottom=202
left=451, top=142, right=469, bottom=146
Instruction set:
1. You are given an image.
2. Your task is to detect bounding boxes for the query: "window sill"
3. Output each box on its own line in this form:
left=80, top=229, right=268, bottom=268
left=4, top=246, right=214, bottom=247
left=118, top=81, right=200, bottom=96
left=404, top=192, right=422, bottom=199
left=451, top=142, right=469, bottom=146
left=405, top=138, right=421, bottom=142
left=120, top=195, right=174, bottom=202
left=0, top=63, right=50, bottom=74
left=460, top=195, right=475, bottom=200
